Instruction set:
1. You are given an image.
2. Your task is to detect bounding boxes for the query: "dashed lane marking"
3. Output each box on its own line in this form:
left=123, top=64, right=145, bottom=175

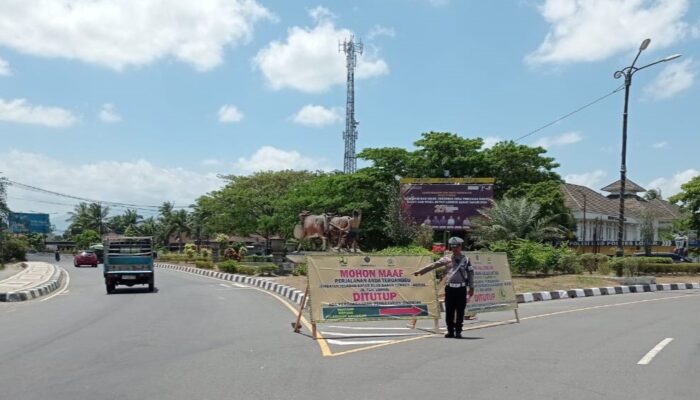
left=638, top=338, right=674, bottom=365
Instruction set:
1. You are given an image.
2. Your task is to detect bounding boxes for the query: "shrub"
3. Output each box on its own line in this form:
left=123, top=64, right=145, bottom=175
left=244, top=255, right=272, bottom=262
left=611, top=256, right=676, bottom=277
left=511, top=240, right=548, bottom=274
left=292, top=263, right=308, bottom=276
left=195, top=260, right=214, bottom=269
left=200, top=248, right=211, bottom=258
left=237, top=246, right=248, bottom=257
left=1, top=236, right=28, bottom=262
left=376, top=246, right=434, bottom=255
left=224, top=247, right=238, bottom=261
left=257, top=263, right=278, bottom=276
left=218, top=260, right=239, bottom=273
left=556, top=250, right=582, bottom=274
left=579, top=253, right=608, bottom=274
left=638, top=263, right=700, bottom=275
left=237, top=265, right=257, bottom=275
left=413, top=225, right=435, bottom=249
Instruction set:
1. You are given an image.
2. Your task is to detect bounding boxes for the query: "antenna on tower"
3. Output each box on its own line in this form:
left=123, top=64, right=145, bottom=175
left=339, top=36, right=363, bottom=174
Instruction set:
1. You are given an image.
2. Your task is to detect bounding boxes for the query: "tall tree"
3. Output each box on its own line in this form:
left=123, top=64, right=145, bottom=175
left=644, top=188, right=663, bottom=201
left=164, top=209, right=191, bottom=252
left=670, top=175, right=700, bottom=232
left=67, top=202, right=110, bottom=235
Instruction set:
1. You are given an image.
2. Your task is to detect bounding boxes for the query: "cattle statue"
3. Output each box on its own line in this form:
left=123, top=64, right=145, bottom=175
left=328, top=209, right=362, bottom=252
left=294, top=211, right=330, bottom=251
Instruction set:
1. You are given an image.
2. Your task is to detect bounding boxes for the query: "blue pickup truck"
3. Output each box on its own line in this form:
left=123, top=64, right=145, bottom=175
left=103, top=237, right=155, bottom=294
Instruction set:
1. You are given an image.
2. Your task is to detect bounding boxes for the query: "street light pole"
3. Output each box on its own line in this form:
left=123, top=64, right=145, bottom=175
left=614, top=38, right=681, bottom=257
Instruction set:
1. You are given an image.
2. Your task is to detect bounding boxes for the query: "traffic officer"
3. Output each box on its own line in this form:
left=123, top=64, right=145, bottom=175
left=414, top=236, right=474, bottom=338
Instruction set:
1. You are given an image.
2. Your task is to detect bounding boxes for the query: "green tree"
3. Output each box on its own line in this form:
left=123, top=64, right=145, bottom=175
left=640, top=211, right=655, bottom=256
left=473, top=197, right=565, bottom=243
left=670, top=175, right=700, bottom=232
left=196, top=170, right=316, bottom=241
left=67, top=202, right=110, bottom=235
left=505, top=180, right=575, bottom=233
left=644, top=188, right=662, bottom=200
left=74, top=229, right=101, bottom=250
left=164, top=209, right=191, bottom=252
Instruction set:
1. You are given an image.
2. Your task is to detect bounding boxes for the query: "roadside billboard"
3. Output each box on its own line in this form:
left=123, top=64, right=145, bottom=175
left=8, top=212, right=51, bottom=234
left=399, top=178, right=495, bottom=231
left=465, top=252, right=517, bottom=314
left=307, top=255, right=440, bottom=323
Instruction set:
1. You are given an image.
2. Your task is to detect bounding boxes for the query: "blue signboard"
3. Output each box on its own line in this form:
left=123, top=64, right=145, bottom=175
left=8, top=212, right=51, bottom=234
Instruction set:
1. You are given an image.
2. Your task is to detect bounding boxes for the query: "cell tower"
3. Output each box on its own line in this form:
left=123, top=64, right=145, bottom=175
left=340, top=37, right=362, bottom=174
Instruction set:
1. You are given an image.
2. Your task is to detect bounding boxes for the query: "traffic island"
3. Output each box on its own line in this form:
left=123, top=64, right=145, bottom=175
left=0, top=262, right=67, bottom=302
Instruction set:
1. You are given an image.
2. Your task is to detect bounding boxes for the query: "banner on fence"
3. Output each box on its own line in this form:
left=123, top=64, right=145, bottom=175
left=306, top=255, right=439, bottom=323
left=465, top=252, right=517, bottom=314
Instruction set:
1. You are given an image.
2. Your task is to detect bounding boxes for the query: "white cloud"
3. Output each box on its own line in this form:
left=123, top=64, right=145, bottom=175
left=0, top=56, right=10, bottom=76
left=292, top=104, right=342, bottom=127
left=309, top=6, right=336, bottom=23
left=0, top=0, right=273, bottom=71
left=693, top=20, right=700, bottom=38
left=234, top=146, right=332, bottom=173
left=652, top=141, right=668, bottom=149
left=0, top=150, right=222, bottom=231
left=253, top=8, right=389, bottom=93
left=0, top=98, right=77, bottom=128
left=481, top=136, right=501, bottom=149
left=647, top=169, right=700, bottom=197
left=534, top=132, right=582, bottom=148
left=367, top=25, right=396, bottom=40
left=218, top=105, right=244, bottom=123
left=527, top=0, right=690, bottom=65
left=644, top=59, right=695, bottom=100
left=565, top=170, right=607, bottom=188
left=99, top=103, right=122, bottom=123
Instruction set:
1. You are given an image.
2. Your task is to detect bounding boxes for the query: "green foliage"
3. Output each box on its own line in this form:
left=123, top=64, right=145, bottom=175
left=504, top=180, right=575, bottom=233
left=638, top=263, right=700, bottom=274
left=639, top=211, right=654, bottom=256
left=195, top=260, right=214, bottom=269
left=610, top=257, right=674, bottom=276
left=375, top=246, right=434, bottom=255
left=257, top=263, right=278, bottom=276
left=74, top=229, right=101, bottom=250
left=244, top=254, right=273, bottom=262
left=218, top=260, right=239, bottom=273
left=669, top=175, right=700, bottom=232
left=473, top=197, right=565, bottom=243
left=383, top=183, right=418, bottom=246
left=413, top=224, right=435, bottom=249
left=511, top=240, right=548, bottom=274
left=184, top=243, right=196, bottom=260
left=579, top=253, right=608, bottom=274
left=236, top=265, right=257, bottom=275
left=67, top=202, right=109, bottom=235
left=292, top=263, right=308, bottom=276
left=1, top=235, right=28, bottom=262
left=200, top=248, right=211, bottom=258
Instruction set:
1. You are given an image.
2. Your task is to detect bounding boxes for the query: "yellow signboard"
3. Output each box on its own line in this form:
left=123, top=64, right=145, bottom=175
left=465, top=252, right=517, bottom=313
left=307, top=255, right=440, bottom=323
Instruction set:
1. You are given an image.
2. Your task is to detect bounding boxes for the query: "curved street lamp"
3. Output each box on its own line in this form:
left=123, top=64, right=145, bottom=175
left=613, top=38, right=682, bottom=257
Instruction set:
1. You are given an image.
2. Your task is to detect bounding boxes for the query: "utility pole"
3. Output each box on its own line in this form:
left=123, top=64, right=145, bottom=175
left=340, top=37, right=362, bottom=174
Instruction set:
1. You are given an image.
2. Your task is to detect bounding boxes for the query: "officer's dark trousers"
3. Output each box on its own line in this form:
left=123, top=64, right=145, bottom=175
left=445, top=286, right=467, bottom=333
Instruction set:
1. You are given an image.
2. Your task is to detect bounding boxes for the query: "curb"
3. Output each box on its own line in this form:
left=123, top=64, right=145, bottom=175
left=155, top=263, right=700, bottom=308
left=0, top=265, right=67, bottom=302
left=516, top=282, right=700, bottom=303
left=156, top=263, right=308, bottom=305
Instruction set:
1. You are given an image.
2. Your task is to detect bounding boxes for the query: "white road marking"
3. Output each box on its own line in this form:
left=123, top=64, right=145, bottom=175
left=40, top=269, right=70, bottom=302
left=321, top=331, right=417, bottom=337
left=638, top=338, right=674, bottom=365
left=326, top=339, right=393, bottom=346
left=232, top=283, right=246, bottom=288
left=326, top=325, right=411, bottom=330
left=219, top=283, right=229, bottom=288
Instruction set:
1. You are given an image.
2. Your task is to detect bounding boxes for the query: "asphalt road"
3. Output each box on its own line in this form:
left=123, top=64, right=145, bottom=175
left=1, top=254, right=698, bottom=400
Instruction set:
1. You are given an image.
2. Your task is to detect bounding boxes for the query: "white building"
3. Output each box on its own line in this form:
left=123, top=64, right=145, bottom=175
left=562, top=179, right=682, bottom=244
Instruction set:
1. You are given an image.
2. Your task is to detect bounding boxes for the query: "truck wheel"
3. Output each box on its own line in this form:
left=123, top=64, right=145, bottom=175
left=148, top=277, right=155, bottom=292
left=106, top=283, right=115, bottom=294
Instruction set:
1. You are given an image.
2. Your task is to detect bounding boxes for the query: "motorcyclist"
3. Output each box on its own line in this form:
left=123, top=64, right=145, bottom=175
left=54, top=249, right=61, bottom=262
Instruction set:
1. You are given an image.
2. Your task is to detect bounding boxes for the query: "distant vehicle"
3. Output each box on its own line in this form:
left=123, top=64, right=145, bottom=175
left=74, top=250, right=98, bottom=268
left=103, top=237, right=155, bottom=294
left=633, top=252, right=692, bottom=263
left=89, top=243, right=104, bottom=263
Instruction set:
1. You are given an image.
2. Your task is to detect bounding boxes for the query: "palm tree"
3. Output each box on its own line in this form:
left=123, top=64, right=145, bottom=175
left=67, top=202, right=110, bottom=235
left=189, top=206, right=212, bottom=252
left=473, top=197, right=564, bottom=243
left=164, top=209, right=191, bottom=252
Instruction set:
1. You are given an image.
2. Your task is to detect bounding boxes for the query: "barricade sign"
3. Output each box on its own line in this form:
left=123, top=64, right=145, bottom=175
left=466, top=252, right=518, bottom=314
left=305, top=255, right=440, bottom=324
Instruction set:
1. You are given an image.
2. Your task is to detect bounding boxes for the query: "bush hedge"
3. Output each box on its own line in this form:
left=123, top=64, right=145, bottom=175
left=610, top=257, right=695, bottom=276
left=292, top=263, right=308, bottom=276
left=195, top=260, right=214, bottom=269
left=218, top=260, right=239, bottom=273
left=244, top=255, right=273, bottom=262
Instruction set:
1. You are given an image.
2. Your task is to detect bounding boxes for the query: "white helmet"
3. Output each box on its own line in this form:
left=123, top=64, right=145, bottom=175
left=448, top=237, right=464, bottom=247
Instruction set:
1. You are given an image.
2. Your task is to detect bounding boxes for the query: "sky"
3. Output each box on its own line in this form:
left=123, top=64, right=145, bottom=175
left=0, top=0, right=698, bottom=233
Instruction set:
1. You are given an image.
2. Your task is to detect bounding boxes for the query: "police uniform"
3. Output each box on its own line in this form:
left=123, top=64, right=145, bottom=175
left=415, top=237, right=474, bottom=338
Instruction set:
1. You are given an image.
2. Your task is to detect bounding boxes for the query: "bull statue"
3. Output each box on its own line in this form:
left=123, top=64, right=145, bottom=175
left=294, top=211, right=331, bottom=251
left=328, top=209, right=362, bottom=252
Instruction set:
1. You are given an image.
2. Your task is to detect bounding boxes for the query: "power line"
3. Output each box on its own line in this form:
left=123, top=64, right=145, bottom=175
left=6, top=179, right=190, bottom=211
left=514, top=85, right=625, bottom=143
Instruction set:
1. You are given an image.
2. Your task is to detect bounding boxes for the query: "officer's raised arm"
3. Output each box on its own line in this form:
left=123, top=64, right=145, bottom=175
left=413, top=255, right=450, bottom=276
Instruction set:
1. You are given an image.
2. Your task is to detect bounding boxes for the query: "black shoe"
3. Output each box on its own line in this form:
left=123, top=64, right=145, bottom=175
left=444, top=332, right=454, bottom=338
left=454, top=332, right=463, bottom=339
